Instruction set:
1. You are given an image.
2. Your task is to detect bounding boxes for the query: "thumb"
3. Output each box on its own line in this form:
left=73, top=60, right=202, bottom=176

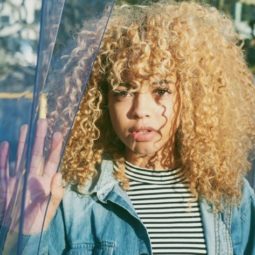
left=44, top=172, right=65, bottom=229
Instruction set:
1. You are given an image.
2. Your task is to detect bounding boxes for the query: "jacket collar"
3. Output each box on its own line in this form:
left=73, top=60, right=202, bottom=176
left=92, top=159, right=139, bottom=218
left=94, top=159, right=117, bottom=198
left=76, top=159, right=117, bottom=197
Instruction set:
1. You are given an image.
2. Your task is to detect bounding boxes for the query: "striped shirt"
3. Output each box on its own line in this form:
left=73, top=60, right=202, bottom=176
left=124, top=161, right=207, bottom=255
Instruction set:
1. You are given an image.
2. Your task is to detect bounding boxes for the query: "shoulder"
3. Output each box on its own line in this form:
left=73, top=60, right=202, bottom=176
left=229, top=178, right=255, bottom=254
left=64, top=159, right=115, bottom=194
left=61, top=159, right=117, bottom=211
left=238, top=178, right=255, bottom=217
left=229, top=178, right=255, bottom=222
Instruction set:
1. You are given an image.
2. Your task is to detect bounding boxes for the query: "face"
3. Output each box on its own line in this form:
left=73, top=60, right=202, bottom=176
left=108, top=77, right=180, bottom=167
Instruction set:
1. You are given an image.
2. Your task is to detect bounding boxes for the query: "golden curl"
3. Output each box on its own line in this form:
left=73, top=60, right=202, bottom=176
left=62, top=1, right=255, bottom=210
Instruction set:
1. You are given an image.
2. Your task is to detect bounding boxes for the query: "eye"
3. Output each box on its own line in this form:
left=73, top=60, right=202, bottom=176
left=112, top=89, right=134, bottom=99
left=154, top=87, right=172, bottom=97
left=113, top=90, right=128, bottom=97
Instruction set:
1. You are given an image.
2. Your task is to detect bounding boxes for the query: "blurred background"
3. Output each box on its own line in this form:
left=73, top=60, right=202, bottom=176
left=0, top=0, right=254, bottom=184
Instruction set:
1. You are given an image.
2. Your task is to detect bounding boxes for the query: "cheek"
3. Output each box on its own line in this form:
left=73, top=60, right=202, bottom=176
left=159, top=99, right=179, bottom=135
left=108, top=105, right=126, bottom=136
left=164, top=104, right=181, bottom=137
left=109, top=107, right=118, bottom=129
left=158, top=100, right=174, bottom=121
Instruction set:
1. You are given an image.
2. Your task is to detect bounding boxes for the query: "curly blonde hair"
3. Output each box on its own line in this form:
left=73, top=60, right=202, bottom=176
left=61, top=1, right=255, bottom=209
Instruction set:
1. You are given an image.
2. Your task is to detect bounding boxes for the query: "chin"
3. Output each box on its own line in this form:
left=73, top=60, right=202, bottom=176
left=132, top=145, right=161, bottom=157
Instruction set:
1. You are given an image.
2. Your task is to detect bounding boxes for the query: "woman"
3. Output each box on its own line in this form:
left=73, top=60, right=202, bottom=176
left=1, top=1, right=255, bottom=254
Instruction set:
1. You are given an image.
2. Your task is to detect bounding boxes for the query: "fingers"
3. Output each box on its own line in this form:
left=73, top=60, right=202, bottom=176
left=30, top=119, right=47, bottom=175
left=0, top=142, right=9, bottom=180
left=51, top=173, right=65, bottom=204
left=44, top=172, right=65, bottom=229
left=44, top=132, right=63, bottom=177
left=15, top=124, right=28, bottom=175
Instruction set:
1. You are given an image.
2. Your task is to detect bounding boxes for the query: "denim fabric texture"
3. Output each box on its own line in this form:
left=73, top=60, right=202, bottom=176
left=23, top=160, right=255, bottom=255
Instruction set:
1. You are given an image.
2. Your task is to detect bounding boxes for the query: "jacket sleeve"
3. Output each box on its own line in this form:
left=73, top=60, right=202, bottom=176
left=231, top=179, right=255, bottom=255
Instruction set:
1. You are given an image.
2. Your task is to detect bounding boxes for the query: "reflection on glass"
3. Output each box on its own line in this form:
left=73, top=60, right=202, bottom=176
left=0, top=0, right=115, bottom=254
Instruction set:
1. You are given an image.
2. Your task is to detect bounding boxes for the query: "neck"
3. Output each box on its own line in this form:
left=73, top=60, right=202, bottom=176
left=125, top=151, right=177, bottom=170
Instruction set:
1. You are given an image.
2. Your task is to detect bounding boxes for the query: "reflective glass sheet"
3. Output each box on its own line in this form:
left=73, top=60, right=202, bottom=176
left=0, top=0, right=115, bottom=254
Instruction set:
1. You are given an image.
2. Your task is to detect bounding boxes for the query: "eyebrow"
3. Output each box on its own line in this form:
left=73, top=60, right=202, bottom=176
left=114, top=79, right=174, bottom=89
left=151, top=79, right=174, bottom=86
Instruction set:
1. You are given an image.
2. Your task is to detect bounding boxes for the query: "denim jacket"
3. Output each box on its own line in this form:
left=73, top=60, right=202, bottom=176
left=22, top=160, right=255, bottom=255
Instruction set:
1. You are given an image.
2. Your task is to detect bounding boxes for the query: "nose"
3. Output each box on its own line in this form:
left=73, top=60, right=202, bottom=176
left=129, top=92, right=153, bottom=119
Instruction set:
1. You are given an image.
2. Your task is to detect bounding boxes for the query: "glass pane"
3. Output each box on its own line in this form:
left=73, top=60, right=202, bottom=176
left=0, top=0, right=115, bottom=254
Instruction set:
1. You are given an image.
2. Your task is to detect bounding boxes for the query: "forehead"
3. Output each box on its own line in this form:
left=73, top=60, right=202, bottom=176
left=110, top=72, right=178, bottom=89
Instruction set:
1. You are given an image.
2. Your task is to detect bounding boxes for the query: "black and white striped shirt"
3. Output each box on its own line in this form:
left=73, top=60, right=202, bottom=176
left=124, top=161, right=207, bottom=255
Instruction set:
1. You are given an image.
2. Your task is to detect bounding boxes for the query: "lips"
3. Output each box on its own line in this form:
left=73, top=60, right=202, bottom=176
left=129, top=127, right=157, bottom=142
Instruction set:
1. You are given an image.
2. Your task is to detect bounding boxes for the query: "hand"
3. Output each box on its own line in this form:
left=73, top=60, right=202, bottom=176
left=0, top=119, right=65, bottom=235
